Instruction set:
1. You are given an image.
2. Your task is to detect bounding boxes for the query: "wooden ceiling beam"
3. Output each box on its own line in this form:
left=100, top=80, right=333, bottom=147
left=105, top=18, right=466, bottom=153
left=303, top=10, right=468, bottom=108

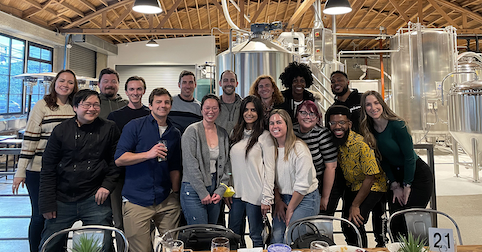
left=388, top=0, right=410, bottom=23
left=195, top=0, right=202, bottom=28
left=250, top=0, right=268, bottom=24
left=157, top=0, right=183, bottom=28
left=59, top=1, right=85, bottom=17
left=79, top=0, right=96, bottom=12
left=436, top=0, right=482, bottom=24
left=60, top=28, right=231, bottom=34
left=287, top=0, right=315, bottom=27
left=239, top=0, right=245, bottom=28
left=22, top=0, right=41, bottom=9
left=354, top=0, right=380, bottom=29
left=22, top=0, right=56, bottom=19
left=63, top=0, right=135, bottom=29
left=184, top=0, right=194, bottom=29
left=111, top=4, right=133, bottom=28
left=364, top=1, right=390, bottom=28
left=418, top=0, right=423, bottom=23
left=426, top=0, right=458, bottom=28
left=339, top=0, right=367, bottom=28
left=209, top=0, right=223, bottom=12
left=372, top=0, right=407, bottom=30
left=282, top=0, right=291, bottom=23
left=385, top=1, right=417, bottom=28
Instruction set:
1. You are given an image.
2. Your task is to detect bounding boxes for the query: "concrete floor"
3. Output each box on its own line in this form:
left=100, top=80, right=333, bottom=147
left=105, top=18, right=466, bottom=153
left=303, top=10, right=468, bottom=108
left=1, top=150, right=481, bottom=251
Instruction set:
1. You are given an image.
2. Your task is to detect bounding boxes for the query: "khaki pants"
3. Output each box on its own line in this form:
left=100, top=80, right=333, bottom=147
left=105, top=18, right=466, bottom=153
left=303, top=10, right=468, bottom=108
left=123, top=192, right=181, bottom=252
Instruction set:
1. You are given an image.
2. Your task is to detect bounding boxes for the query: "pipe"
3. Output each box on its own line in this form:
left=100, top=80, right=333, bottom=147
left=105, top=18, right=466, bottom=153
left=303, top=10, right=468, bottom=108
left=440, top=71, right=478, bottom=105
left=457, top=52, right=482, bottom=63
left=221, top=0, right=250, bottom=34
left=63, top=34, right=71, bottom=69
left=332, top=16, right=337, bottom=65
left=408, top=23, right=414, bottom=99
left=416, top=23, right=426, bottom=130
left=379, top=39, right=385, bottom=98
left=337, top=33, right=401, bottom=62
left=355, top=64, right=392, bottom=80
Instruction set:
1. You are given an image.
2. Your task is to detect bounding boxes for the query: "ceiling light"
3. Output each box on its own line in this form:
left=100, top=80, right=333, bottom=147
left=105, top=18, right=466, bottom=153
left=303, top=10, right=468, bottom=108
left=133, top=0, right=163, bottom=14
left=323, top=0, right=352, bottom=15
left=146, top=39, right=159, bottom=47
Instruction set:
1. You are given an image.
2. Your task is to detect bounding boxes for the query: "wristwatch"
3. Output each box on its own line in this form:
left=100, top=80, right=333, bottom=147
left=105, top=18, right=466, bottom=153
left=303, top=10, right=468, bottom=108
left=403, top=183, right=411, bottom=188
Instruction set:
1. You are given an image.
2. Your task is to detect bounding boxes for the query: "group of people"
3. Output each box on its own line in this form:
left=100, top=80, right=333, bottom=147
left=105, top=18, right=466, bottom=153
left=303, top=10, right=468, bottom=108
left=10, top=62, right=433, bottom=252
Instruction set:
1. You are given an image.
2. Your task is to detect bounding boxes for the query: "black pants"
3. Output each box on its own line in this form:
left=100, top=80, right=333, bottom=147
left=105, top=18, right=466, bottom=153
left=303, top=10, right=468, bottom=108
left=371, top=195, right=388, bottom=246
left=388, top=158, right=434, bottom=241
left=342, top=190, right=385, bottom=248
left=320, top=166, right=347, bottom=216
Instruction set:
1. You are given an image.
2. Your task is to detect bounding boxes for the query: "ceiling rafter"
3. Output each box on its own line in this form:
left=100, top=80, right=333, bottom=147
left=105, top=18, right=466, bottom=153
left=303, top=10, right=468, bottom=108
left=111, top=4, right=133, bottom=28
left=250, top=0, right=268, bottom=23
left=58, top=1, right=85, bottom=18
left=387, top=0, right=410, bottom=23
left=63, top=0, right=135, bottom=29
left=427, top=0, right=459, bottom=27
left=354, top=0, right=381, bottom=29
left=338, top=0, right=367, bottom=28
left=287, top=0, right=315, bottom=27
left=157, top=0, right=184, bottom=28
left=363, top=1, right=391, bottom=28
left=436, top=0, right=482, bottom=23
left=79, top=0, right=96, bottom=12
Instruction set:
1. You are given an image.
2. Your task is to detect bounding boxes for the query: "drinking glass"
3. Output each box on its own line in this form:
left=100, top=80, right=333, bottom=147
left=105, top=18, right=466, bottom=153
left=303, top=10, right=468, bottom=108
left=211, top=237, right=230, bottom=252
left=310, top=241, right=330, bottom=252
left=158, top=140, right=168, bottom=162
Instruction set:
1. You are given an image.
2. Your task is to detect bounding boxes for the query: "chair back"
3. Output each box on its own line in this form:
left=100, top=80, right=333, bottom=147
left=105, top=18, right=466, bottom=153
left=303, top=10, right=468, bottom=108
left=40, top=225, right=128, bottom=252
left=387, top=208, right=463, bottom=245
left=284, top=215, right=363, bottom=247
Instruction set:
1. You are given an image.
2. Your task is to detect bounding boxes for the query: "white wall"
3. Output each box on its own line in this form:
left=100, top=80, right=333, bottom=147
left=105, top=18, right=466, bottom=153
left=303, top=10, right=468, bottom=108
left=107, top=36, right=216, bottom=67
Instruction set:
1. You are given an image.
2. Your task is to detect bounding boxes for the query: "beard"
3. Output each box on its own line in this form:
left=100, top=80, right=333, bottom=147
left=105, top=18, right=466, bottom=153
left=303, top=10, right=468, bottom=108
left=332, top=85, right=349, bottom=97
left=332, top=128, right=350, bottom=148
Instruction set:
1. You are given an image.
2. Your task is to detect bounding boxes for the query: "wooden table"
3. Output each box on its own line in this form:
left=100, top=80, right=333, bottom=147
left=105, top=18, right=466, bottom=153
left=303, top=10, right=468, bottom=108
left=364, top=245, right=482, bottom=252
left=0, top=138, right=22, bottom=175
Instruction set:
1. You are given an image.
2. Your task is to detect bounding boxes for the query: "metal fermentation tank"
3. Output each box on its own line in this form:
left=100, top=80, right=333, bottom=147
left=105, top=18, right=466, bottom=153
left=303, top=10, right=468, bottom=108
left=216, top=37, right=292, bottom=97
left=390, top=24, right=457, bottom=142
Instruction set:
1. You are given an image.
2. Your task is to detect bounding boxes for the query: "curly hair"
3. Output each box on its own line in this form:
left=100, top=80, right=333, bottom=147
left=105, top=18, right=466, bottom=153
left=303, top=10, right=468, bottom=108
left=44, top=69, right=79, bottom=110
left=359, top=90, right=408, bottom=158
left=248, top=75, right=284, bottom=105
left=230, top=96, right=264, bottom=158
left=279, top=62, right=313, bottom=89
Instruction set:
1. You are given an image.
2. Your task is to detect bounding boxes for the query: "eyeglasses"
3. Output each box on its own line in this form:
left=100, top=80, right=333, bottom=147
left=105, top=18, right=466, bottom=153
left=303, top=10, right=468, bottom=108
left=203, top=106, right=219, bottom=112
left=79, top=103, right=101, bottom=109
left=298, top=111, right=317, bottom=118
left=328, top=120, right=348, bottom=126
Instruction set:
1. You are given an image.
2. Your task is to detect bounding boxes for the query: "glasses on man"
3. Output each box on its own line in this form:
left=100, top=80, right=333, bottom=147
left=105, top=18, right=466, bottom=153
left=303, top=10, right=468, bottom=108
left=79, top=103, right=101, bottom=109
left=298, top=110, right=317, bottom=118
left=328, top=120, right=348, bottom=126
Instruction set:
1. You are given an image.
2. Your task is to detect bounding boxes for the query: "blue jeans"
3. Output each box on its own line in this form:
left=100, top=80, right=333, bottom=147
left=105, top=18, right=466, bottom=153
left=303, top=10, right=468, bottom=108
left=272, top=190, right=320, bottom=244
left=39, top=195, right=113, bottom=252
left=180, top=175, right=221, bottom=225
left=228, top=198, right=263, bottom=247
left=25, top=170, right=45, bottom=252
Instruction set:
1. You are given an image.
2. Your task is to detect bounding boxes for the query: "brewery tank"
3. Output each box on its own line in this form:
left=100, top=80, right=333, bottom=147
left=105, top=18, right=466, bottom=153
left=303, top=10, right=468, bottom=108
left=216, top=37, right=292, bottom=97
left=390, top=24, right=456, bottom=142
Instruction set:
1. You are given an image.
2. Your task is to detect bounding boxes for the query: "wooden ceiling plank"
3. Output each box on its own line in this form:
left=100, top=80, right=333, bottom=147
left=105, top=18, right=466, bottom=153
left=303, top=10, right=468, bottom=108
left=345, top=0, right=370, bottom=28
left=426, top=0, right=458, bottom=27
left=385, top=1, right=416, bottom=28
left=462, top=13, right=467, bottom=28
left=418, top=0, right=423, bottom=23
left=206, top=0, right=212, bottom=29
left=195, top=0, right=203, bottom=29
left=99, top=0, right=109, bottom=6
left=109, top=34, right=123, bottom=43
left=173, top=0, right=184, bottom=29
left=250, top=0, right=268, bottom=24
left=239, top=0, right=245, bottom=28
left=183, top=0, right=194, bottom=29
left=59, top=1, right=85, bottom=17
left=23, top=0, right=56, bottom=19
left=274, top=0, right=280, bottom=21
left=436, top=0, right=482, bottom=23
left=157, top=0, right=183, bottom=28
left=287, top=0, right=315, bottom=27
left=282, top=0, right=291, bottom=22
left=48, top=17, right=62, bottom=26
left=21, top=0, right=41, bottom=9
left=123, top=35, right=132, bottom=42
left=209, top=0, right=223, bottom=12
left=60, top=28, right=231, bottom=34
left=362, top=1, right=390, bottom=28
left=354, top=0, right=380, bottom=29
left=111, top=5, right=133, bottom=28
left=264, top=0, right=270, bottom=22
left=338, top=0, right=366, bottom=28
left=371, top=0, right=407, bottom=29
left=149, top=13, right=154, bottom=29
left=102, top=11, right=107, bottom=28
left=63, top=0, right=135, bottom=29
left=79, top=0, right=96, bottom=12
left=388, top=0, right=410, bottom=23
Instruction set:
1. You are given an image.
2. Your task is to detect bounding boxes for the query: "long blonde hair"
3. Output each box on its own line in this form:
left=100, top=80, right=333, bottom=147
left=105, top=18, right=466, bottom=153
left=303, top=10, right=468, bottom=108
left=269, top=109, right=307, bottom=161
left=359, top=90, right=408, bottom=158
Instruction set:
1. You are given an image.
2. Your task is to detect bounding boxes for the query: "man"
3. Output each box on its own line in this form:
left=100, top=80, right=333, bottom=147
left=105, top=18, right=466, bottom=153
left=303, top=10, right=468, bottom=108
left=330, top=71, right=362, bottom=133
left=115, top=88, right=182, bottom=252
left=325, top=105, right=387, bottom=248
left=98, top=67, right=128, bottom=118
left=39, top=89, right=120, bottom=251
left=107, top=76, right=151, bottom=250
left=169, top=70, right=202, bottom=133
left=215, top=70, right=242, bottom=134
left=330, top=70, right=387, bottom=247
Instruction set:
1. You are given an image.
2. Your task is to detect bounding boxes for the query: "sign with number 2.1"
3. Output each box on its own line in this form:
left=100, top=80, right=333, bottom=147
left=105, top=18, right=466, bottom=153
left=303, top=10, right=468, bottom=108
left=428, top=228, right=455, bottom=252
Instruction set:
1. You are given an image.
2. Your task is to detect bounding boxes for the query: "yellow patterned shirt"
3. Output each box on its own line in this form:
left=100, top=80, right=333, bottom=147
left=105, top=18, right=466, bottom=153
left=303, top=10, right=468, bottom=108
left=338, top=131, right=387, bottom=192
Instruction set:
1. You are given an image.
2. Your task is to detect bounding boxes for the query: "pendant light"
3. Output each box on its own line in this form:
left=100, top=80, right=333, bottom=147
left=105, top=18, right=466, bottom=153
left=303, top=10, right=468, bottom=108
left=146, top=38, right=159, bottom=47
left=133, top=0, right=163, bottom=14
left=323, top=0, right=352, bottom=15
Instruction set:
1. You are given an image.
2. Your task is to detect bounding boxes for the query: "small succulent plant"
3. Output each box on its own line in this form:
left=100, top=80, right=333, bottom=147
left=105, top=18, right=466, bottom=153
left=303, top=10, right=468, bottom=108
left=398, top=233, right=427, bottom=252
left=71, top=233, right=102, bottom=252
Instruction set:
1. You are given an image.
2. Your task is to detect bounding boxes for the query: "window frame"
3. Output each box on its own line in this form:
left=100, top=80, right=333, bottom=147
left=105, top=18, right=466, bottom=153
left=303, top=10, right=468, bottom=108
left=0, top=33, right=26, bottom=115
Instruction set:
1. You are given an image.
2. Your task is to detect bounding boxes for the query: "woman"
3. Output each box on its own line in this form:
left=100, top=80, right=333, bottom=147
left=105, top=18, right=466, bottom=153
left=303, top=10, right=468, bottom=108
left=359, top=90, right=434, bottom=239
left=181, top=94, right=231, bottom=224
left=293, top=101, right=338, bottom=214
left=249, top=75, right=284, bottom=127
left=278, top=62, right=315, bottom=122
left=12, top=69, right=79, bottom=252
left=269, top=109, right=320, bottom=244
left=227, top=95, right=275, bottom=247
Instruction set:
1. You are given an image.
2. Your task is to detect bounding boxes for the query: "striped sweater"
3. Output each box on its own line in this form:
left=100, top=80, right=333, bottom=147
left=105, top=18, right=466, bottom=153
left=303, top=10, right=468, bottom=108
left=14, top=99, right=75, bottom=177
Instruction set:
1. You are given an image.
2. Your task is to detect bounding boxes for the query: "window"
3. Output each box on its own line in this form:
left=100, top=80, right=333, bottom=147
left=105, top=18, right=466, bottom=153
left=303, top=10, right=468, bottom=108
left=26, top=42, right=53, bottom=112
left=0, top=35, right=25, bottom=114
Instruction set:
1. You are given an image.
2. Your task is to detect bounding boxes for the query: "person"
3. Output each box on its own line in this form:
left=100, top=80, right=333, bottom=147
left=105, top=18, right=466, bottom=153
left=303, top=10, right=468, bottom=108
left=38, top=89, right=120, bottom=252
left=107, top=76, right=151, bottom=251
left=359, top=90, right=434, bottom=240
left=226, top=95, right=275, bottom=247
left=180, top=94, right=231, bottom=224
left=325, top=105, right=387, bottom=248
left=269, top=109, right=320, bottom=244
left=98, top=67, right=128, bottom=118
left=215, top=70, right=242, bottom=135
left=115, top=88, right=182, bottom=252
left=293, top=100, right=338, bottom=214
left=169, top=70, right=203, bottom=133
left=278, top=62, right=315, bottom=122
left=11, top=70, right=78, bottom=252
left=330, top=71, right=387, bottom=247
left=249, top=75, right=284, bottom=127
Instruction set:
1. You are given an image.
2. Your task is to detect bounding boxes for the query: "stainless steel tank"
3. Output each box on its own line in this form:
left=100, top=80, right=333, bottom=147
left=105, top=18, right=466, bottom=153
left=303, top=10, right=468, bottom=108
left=456, top=61, right=482, bottom=84
left=390, top=24, right=456, bottom=142
left=216, top=37, right=292, bottom=97
left=449, top=79, right=482, bottom=180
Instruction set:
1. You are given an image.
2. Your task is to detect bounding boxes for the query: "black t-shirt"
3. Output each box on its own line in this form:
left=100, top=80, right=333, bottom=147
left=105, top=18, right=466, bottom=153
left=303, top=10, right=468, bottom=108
left=333, top=89, right=362, bottom=134
left=107, top=105, right=151, bottom=132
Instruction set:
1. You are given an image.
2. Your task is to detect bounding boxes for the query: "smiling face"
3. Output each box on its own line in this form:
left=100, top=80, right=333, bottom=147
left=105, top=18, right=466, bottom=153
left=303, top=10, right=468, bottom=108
left=269, top=113, right=287, bottom=145
left=220, top=72, right=238, bottom=96
left=329, top=114, right=352, bottom=139
left=257, top=78, right=274, bottom=100
left=149, top=94, right=172, bottom=119
left=364, top=94, right=383, bottom=120
left=54, top=72, right=76, bottom=99
left=297, top=105, right=318, bottom=132
left=330, top=73, right=349, bottom=96
left=74, top=95, right=101, bottom=125
left=243, top=102, right=258, bottom=129
left=125, top=80, right=146, bottom=105
left=201, top=98, right=220, bottom=124
left=99, top=73, right=119, bottom=98
left=178, top=75, right=197, bottom=100
left=292, top=76, right=306, bottom=96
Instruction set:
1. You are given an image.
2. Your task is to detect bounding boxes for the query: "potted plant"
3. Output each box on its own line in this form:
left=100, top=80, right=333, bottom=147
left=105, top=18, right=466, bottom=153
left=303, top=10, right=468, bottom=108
left=71, top=233, right=102, bottom=252
left=398, top=233, right=427, bottom=252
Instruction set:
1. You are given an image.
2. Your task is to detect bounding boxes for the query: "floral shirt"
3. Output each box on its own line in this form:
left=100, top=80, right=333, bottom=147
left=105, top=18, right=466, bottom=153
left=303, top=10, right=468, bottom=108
left=338, top=131, right=387, bottom=192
